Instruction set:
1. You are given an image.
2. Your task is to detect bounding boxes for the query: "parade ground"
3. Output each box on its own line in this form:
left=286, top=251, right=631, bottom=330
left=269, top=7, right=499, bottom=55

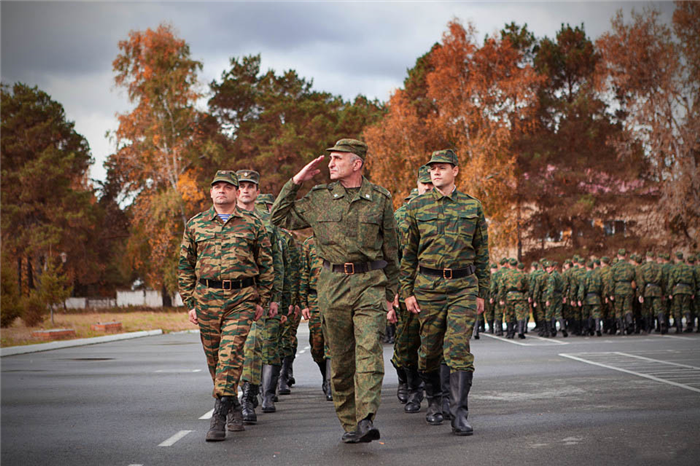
left=2, top=325, right=699, bottom=466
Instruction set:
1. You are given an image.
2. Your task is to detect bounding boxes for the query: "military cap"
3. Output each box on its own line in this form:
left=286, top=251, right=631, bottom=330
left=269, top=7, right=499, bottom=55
left=646, top=251, right=655, bottom=258
left=418, top=165, right=432, bottom=184
left=532, top=262, right=539, bottom=269
left=631, top=254, right=639, bottom=262
left=541, top=260, right=550, bottom=268
left=211, top=170, right=238, bottom=187
left=587, top=261, right=594, bottom=268
left=499, top=258, right=508, bottom=265
left=551, top=261, right=559, bottom=267
left=236, top=169, right=260, bottom=185
left=509, top=258, right=517, bottom=266
left=601, top=256, right=610, bottom=264
left=688, top=255, right=696, bottom=264
left=564, top=259, right=572, bottom=265
left=326, top=138, right=368, bottom=160
left=675, top=251, right=684, bottom=259
left=427, top=149, right=458, bottom=166
left=595, top=259, right=601, bottom=266
left=517, top=262, right=525, bottom=270
left=539, top=257, right=547, bottom=263
left=660, top=252, right=670, bottom=260
left=490, top=263, right=498, bottom=269
left=256, top=193, right=276, bottom=205
left=618, top=248, right=627, bottom=256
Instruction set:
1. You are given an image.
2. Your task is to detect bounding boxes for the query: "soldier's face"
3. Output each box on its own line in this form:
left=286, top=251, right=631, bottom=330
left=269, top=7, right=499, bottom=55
left=238, top=181, right=259, bottom=204
left=328, top=152, right=362, bottom=180
left=417, top=181, right=433, bottom=195
left=429, top=163, right=458, bottom=188
left=210, top=182, right=238, bottom=206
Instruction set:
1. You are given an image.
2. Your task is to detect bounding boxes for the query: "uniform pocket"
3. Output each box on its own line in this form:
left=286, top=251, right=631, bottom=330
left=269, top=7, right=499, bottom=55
left=195, top=232, right=217, bottom=260
left=359, top=211, right=382, bottom=249
left=417, top=212, right=438, bottom=239
left=315, top=212, right=343, bottom=245
left=457, top=213, right=478, bottom=240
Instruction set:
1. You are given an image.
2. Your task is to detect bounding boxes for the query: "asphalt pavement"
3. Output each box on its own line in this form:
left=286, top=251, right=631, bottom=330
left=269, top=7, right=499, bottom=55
left=2, top=324, right=699, bottom=466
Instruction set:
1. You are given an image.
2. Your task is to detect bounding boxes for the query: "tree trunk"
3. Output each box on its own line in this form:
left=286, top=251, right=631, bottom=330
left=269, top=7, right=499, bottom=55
left=17, top=256, right=22, bottom=296
left=27, top=256, right=34, bottom=290
left=161, top=284, right=172, bottom=307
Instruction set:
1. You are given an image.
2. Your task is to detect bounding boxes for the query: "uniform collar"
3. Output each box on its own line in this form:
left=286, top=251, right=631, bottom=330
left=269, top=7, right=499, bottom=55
left=432, top=185, right=458, bottom=201
left=330, top=177, right=373, bottom=202
left=206, top=205, right=244, bottom=223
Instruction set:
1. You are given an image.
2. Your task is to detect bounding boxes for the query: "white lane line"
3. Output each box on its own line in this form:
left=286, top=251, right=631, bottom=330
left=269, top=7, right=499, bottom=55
left=481, top=333, right=569, bottom=346
left=128, top=464, right=143, bottom=466
left=529, top=335, right=569, bottom=345
left=613, top=352, right=700, bottom=370
left=480, top=333, right=529, bottom=346
left=159, top=430, right=193, bottom=447
left=559, top=353, right=700, bottom=394
left=298, top=350, right=306, bottom=354
left=155, top=369, right=202, bottom=373
left=654, top=334, right=696, bottom=341
left=199, top=409, right=214, bottom=420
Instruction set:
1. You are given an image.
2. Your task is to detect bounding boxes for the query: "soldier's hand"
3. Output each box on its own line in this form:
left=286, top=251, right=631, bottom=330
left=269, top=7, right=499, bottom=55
left=533, top=302, right=537, bottom=308
left=499, top=300, right=504, bottom=306
left=639, top=296, right=644, bottom=303
left=546, top=301, right=550, bottom=307
left=610, top=296, right=615, bottom=301
left=406, top=296, right=421, bottom=314
left=254, top=304, right=264, bottom=322
left=393, top=294, right=399, bottom=308
left=578, top=300, right=582, bottom=307
left=301, top=308, right=310, bottom=320
left=294, top=305, right=301, bottom=319
left=489, top=298, right=494, bottom=304
left=387, top=305, right=398, bottom=324
left=269, top=302, right=279, bottom=318
left=293, top=155, right=325, bottom=184
left=605, top=298, right=609, bottom=304
left=280, top=314, right=288, bottom=324
left=188, top=309, right=198, bottom=325
left=476, top=297, right=485, bottom=315
left=563, top=298, right=567, bottom=304
left=289, top=304, right=294, bottom=316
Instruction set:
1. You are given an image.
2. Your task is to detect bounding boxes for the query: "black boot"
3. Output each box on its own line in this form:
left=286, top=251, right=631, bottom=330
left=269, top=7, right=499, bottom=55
left=495, top=321, right=504, bottom=336
left=550, top=318, right=557, bottom=337
left=505, top=322, right=513, bottom=339
left=517, top=320, right=526, bottom=339
left=288, top=355, right=296, bottom=387
left=261, top=364, right=280, bottom=413
left=625, top=314, right=634, bottom=335
left=657, top=313, right=667, bottom=335
left=449, top=371, right=474, bottom=436
left=559, top=318, right=568, bottom=337
left=675, top=317, right=683, bottom=334
left=440, top=363, right=451, bottom=420
left=420, top=371, right=443, bottom=425
left=595, top=318, right=602, bottom=337
left=684, top=313, right=694, bottom=333
left=324, top=358, right=333, bottom=401
left=395, top=364, right=408, bottom=404
left=404, top=366, right=423, bottom=413
left=226, top=396, right=245, bottom=432
left=278, top=357, right=292, bottom=395
left=317, top=360, right=327, bottom=395
left=488, top=319, right=494, bottom=334
left=356, top=417, right=381, bottom=443
left=241, top=382, right=258, bottom=425
left=206, top=396, right=234, bottom=442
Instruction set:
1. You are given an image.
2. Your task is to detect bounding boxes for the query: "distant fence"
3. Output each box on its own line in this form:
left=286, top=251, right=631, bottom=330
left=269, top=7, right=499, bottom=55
left=64, top=291, right=183, bottom=309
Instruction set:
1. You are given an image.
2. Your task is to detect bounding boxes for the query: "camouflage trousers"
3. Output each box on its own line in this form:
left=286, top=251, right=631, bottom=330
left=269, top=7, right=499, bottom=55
left=196, top=284, right=257, bottom=398
left=642, top=296, right=663, bottom=321
left=504, top=299, right=527, bottom=322
left=671, top=294, right=692, bottom=322
left=414, top=274, right=477, bottom=373
left=583, top=303, right=602, bottom=320
left=534, top=301, right=546, bottom=322
left=493, top=302, right=504, bottom=325
left=308, top=292, right=330, bottom=364
left=391, top=300, right=420, bottom=370
left=613, top=294, right=634, bottom=319
left=545, top=298, right=563, bottom=320
left=241, top=319, right=264, bottom=385
left=318, top=268, right=387, bottom=432
left=280, top=306, right=302, bottom=359
left=483, top=300, right=495, bottom=323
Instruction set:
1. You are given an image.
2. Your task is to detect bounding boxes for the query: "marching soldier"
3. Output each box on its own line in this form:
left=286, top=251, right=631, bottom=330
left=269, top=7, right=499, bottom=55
left=499, top=260, right=529, bottom=339
left=668, top=252, right=696, bottom=333
left=578, top=261, right=603, bottom=336
left=490, top=258, right=507, bottom=336
left=178, top=170, right=273, bottom=442
left=637, top=251, right=665, bottom=334
left=610, top=249, right=636, bottom=335
left=544, top=261, right=567, bottom=337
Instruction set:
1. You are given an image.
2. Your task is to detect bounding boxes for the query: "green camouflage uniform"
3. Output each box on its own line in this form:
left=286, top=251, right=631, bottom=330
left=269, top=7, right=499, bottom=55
left=692, top=256, right=700, bottom=329
left=300, top=235, right=329, bottom=364
left=271, top=173, right=399, bottom=433
left=400, top=187, right=490, bottom=372
left=611, top=254, right=636, bottom=333
left=484, top=264, right=497, bottom=330
left=669, top=255, right=696, bottom=331
left=599, top=260, right=613, bottom=332
left=498, top=263, right=528, bottom=337
left=637, top=257, right=664, bottom=332
left=578, top=267, right=602, bottom=334
left=660, top=256, right=674, bottom=324
left=530, top=267, right=546, bottom=325
left=544, top=269, right=564, bottom=321
left=279, top=229, right=302, bottom=360
left=491, top=262, right=506, bottom=334
left=178, top=204, right=273, bottom=398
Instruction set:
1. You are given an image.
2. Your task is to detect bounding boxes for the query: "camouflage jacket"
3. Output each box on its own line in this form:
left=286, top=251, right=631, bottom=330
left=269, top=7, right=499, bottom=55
left=611, top=260, right=636, bottom=295
left=637, top=261, right=663, bottom=298
left=255, top=207, right=285, bottom=304
left=490, top=267, right=504, bottom=301
left=177, top=206, right=273, bottom=310
left=570, top=266, right=586, bottom=302
left=530, top=269, right=546, bottom=302
left=544, top=270, right=565, bottom=303
left=280, top=229, right=301, bottom=309
left=578, top=270, right=603, bottom=304
left=271, top=177, right=399, bottom=302
left=299, top=235, right=322, bottom=309
left=400, top=188, right=490, bottom=299
left=669, top=262, right=696, bottom=296
left=661, top=262, right=673, bottom=295
left=599, top=265, right=613, bottom=298
left=499, top=268, right=528, bottom=302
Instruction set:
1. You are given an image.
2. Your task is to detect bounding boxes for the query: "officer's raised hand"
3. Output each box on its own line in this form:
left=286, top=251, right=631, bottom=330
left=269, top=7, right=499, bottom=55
left=293, top=155, right=325, bottom=184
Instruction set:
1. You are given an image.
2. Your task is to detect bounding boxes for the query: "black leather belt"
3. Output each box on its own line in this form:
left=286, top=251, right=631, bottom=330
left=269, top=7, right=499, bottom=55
left=199, top=277, right=256, bottom=290
left=322, top=260, right=387, bottom=275
left=419, top=264, right=475, bottom=279
left=586, top=292, right=599, bottom=298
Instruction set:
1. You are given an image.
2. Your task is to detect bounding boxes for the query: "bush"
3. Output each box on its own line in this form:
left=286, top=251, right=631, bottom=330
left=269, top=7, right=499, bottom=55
left=1, top=263, right=23, bottom=327
left=22, top=291, right=47, bottom=327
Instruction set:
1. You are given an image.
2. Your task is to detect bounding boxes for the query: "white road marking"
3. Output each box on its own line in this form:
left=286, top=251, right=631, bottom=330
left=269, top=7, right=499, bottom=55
left=128, top=464, right=143, bottom=466
left=613, top=352, right=700, bottom=370
left=298, top=350, right=306, bottom=354
left=528, top=335, right=568, bottom=345
left=481, top=333, right=569, bottom=346
left=654, top=334, right=696, bottom=341
left=155, top=369, right=202, bottom=373
left=559, top=353, right=700, bottom=394
left=158, top=430, right=193, bottom=447
left=199, top=409, right=214, bottom=420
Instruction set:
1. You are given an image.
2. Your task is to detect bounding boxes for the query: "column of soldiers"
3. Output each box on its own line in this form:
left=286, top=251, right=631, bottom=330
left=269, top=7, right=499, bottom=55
left=485, top=249, right=698, bottom=338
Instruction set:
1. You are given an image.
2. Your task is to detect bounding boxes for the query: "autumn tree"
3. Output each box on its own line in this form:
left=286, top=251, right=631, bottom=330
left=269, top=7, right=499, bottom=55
left=596, top=3, right=700, bottom=247
left=109, top=23, right=211, bottom=296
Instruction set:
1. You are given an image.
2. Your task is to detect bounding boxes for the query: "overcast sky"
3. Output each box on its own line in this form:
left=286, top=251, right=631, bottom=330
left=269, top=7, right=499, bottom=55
left=1, top=1, right=675, bottom=183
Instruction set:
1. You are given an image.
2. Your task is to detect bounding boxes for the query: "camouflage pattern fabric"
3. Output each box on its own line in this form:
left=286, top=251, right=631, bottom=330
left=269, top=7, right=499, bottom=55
left=661, top=260, right=674, bottom=321
left=579, top=269, right=603, bottom=319
left=178, top=206, right=273, bottom=398
left=611, top=259, right=636, bottom=319
left=271, top=177, right=399, bottom=433
left=599, top=264, right=614, bottom=321
left=279, top=230, right=302, bottom=359
left=530, top=268, right=546, bottom=322
left=499, top=268, right=529, bottom=321
left=300, top=236, right=329, bottom=364
left=491, top=267, right=505, bottom=326
left=638, top=260, right=664, bottom=323
left=399, top=188, right=490, bottom=373
left=241, top=320, right=263, bottom=385
left=544, top=270, right=564, bottom=320
left=669, top=261, right=696, bottom=322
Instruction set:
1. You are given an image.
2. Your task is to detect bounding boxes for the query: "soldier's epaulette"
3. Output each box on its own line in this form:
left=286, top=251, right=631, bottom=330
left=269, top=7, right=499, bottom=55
left=311, top=184, right=330, bottom=191
left=187, top=210, right=207, bottom=225
left=461, top=191, right=482, bottom=203
left=372, top=184, right=391, bottom=198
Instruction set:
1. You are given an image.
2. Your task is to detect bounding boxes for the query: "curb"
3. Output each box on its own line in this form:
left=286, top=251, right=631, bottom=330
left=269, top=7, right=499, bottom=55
left=0, top=329, right=164, bottom=357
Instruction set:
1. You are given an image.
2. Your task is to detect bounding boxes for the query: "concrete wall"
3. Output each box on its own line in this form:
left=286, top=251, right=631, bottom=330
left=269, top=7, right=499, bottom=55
left=64, top=297, right=116, bottom=309
left=65, top=291, right=183, bottom=308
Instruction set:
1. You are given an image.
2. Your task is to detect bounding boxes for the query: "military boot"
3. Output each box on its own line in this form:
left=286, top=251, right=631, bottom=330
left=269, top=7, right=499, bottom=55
left=226, top=396, right=245, bottom=432
left=288, top=355, right=296, bottom=387
left=495, top=321, right=504, bottom=336
left=559, top=318, right=568, bottom=337
left=440, top=363, right=451, bottom=420
left=403, top=366, right=423, bottom=414
left=675, top=317, right=683, bottom=334
left=543, top=320, right=551, bottom=337
left=657, top=313, right=667, bottom=334
left=505, top=322, right=514, bottom=339
left=206, top=396, right=234, bottom=442
left=625, top=314, right=634, bottom=335
left=278, top=357, right=292, bottom=395
left=517, top=320, right=526, bottom=339
left=261, top=364, right=280, bottom=413
left=550, top=318, right=557, bottom=337
left=449, top=371, right=474, bottom=436
left=395, top=364, right=408, bottom=404
left=488, top=319, right=494, bottom=334
left=241, top=382, right=258, bottom=425
left=595, top=318, right=602, bottom=337
left=324, top=358, right=333, bottom=401
left=420, top=371, right=443, bottom=425
left=684, top=313, right=694, bottom=333
left=317, top=359, right=327, bottom=395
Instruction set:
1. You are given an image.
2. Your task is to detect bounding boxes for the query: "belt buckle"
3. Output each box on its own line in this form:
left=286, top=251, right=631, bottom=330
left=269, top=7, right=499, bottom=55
left=343, top=263, right=355, bottom=275
left=443, top=268, right=453, bottom=280
left=222, top=280, right=232, bottom=290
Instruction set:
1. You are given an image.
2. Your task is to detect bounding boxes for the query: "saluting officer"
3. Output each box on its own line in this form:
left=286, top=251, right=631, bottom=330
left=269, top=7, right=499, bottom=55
left=400, top=149, right=490, bottom=437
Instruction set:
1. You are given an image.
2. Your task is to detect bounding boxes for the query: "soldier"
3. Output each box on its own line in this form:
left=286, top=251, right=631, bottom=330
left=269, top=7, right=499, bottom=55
left=691, top=254, right=700, bottom=332
left=631, top=254, right=644, bottom=333
left=236, top=172, right=284, bottom=424
left=400, top=149, right=489, bottom=436
left=499, top=260, right=529, bottom=339
left=300, top=234, right=333, bottom=401
left=578, top=261, right=603, bottom=336
left=393, top=165, right=433, bottom=415
left=271, top=138, right=399, bottom=444
left=498, top=259, right=516, bottom=338
left=637, top=251, right=664, bottom=334
left=544, top=261, right=567, bottom=337
left=277, top=228, right=302, bottom=396
left=485, top=263, right=498, bottom=334
left=178, top=170, right=273, bottom=442
left=668, top=252, right=696, bottom=333
left=659, top=252, right=674, bottom=331
left=561, top=260, right=573, bottom=335
left=530, top=262, right=546, bottom=336
left=610, top=249, right=637, bottom=335
left=490, top=258, right=508, bottom=336
left=570, top=257, right=586, bottom=335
